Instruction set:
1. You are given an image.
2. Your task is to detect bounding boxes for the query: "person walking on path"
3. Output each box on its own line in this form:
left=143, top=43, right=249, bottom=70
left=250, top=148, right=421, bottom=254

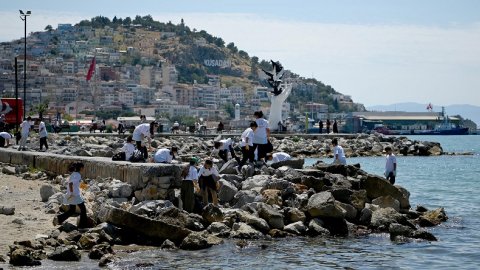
left=326, top=119, right=331, bottom=134
left=384, top=146, right=397, bottom=184
left=213, top=138, right=240, bottom=163
left=318, top=120, right=323, bottom=134
left=181, top=158, right=199, bottom=213
left=333, top=120, right=338, bottom=134
left=53, top=162, right=89, bottom=228
left=18, top=116, right=32, bottom=151
left=38, top=118, right=48, bottom=151
left=198, top=159, right=220, bottom=206
left=237, top=121, right=257, bottom=171
left=132, top=121, right=157, bottom=159
left=0, top=132, right=13, bottom=147
left=154, top=146, right=178, bottom=163
left=251, top=111, right=270, bottom=163
left=332, top=138, right=346, bottom=165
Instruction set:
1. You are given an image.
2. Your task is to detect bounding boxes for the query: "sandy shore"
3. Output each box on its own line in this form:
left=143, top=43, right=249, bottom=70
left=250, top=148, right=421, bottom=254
left=0, top=173, right=56, bottom=256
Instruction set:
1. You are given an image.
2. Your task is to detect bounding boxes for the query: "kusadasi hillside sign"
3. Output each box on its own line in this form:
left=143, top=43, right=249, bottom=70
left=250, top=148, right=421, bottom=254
left=204, top=59, right=231, bottom=68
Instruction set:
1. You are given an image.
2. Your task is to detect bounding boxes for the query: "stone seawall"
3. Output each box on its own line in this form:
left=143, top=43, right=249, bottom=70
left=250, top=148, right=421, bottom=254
left=0, top=148, right=184, bottom=201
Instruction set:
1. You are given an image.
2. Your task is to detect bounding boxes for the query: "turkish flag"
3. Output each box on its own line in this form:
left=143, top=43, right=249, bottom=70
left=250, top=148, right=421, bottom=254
left=86, top=56, right=96, bottom=81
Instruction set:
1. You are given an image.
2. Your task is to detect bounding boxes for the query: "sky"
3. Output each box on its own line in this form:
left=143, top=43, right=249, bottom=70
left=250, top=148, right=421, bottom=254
left=1, top=0, right=480, bottom=107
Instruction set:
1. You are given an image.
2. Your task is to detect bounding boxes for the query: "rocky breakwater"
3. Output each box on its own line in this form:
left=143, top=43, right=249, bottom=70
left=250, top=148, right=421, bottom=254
left=8, top=133, right=449, bottom=160
left=4, top=158, right=448, bottom=267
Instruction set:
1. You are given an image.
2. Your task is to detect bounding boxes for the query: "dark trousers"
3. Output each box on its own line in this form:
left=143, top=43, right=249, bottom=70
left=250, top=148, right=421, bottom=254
left=181, top=180, right=195, bottom=213
left=40, top=137, right=48, bottom=150
left=219, top=146, right=240, bottom=163
left=57, top=203, right=87, bottom=228
left=0, top=137, right=5, bottom=147
left=387, top=172, right=396, bottom=185
left=136, top=141, right=148, bottom=159
left=252, top=143, right=267, bottom=161
left=238, top=146, right=254, bottom=168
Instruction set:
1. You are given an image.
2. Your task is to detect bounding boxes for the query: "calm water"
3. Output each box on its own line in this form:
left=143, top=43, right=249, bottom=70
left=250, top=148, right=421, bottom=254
left=8, top=136, right=480, bottom=270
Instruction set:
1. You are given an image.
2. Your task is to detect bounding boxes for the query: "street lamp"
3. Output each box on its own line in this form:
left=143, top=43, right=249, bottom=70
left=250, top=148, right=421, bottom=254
left=19, top=10, right=31, bottom=119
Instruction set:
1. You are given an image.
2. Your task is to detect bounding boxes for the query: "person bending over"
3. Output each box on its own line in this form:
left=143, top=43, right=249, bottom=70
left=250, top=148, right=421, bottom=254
left=154, top=146, right=178, bottom=163
left=266, top=152, right=291, bottom=163
left=213, top=138, right=240, bottom=163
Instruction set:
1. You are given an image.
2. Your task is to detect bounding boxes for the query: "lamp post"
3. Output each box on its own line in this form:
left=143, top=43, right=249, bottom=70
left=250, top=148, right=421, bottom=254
left=19, top=10, right=31, bottom=119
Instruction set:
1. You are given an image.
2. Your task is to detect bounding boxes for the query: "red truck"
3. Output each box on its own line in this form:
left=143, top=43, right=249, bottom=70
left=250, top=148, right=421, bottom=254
left=0, top=98, right=24, bottom=131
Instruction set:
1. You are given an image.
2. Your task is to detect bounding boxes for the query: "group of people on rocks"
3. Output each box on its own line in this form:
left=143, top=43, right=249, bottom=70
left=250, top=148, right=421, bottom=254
left=0, top=116, right=49, bottom=151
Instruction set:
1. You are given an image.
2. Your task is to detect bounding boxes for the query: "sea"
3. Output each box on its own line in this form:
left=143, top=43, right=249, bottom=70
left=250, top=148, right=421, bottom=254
left=7, top=135, right=480, bottom=270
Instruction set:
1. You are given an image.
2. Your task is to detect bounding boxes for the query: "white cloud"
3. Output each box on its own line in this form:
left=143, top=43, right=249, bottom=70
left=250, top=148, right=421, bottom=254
left=1, top=11, right=479, bottom=106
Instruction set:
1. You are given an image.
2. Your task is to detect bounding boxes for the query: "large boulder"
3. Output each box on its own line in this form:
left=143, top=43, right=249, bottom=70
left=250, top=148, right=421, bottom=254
left=233, top=190, right=259, bottom=208
left=0, top=205, right=15, bottom=215
left=88, top=243, right=114, bottom=260
left=40, top=184, right=57, bottom=202
left=362, top=175, right=410, bottom=210
left=234, top=210, right=270, bottom=233
left=350, top=190, right=368, bottom=210
left=389, top=223, right=414, bottom=240
left=129, top=200, right=173, bottom=217
left=370, top=207, right=407, bottom=229
left=180, top=231, right=212, bottom=250
left=218, top=179, right=238, bottom=203
left=308, top=218, right=330, bottom=236
left=418, top=208, right=448, bottom=227
left=219, top=159, right=239, bottom=175
left=306, top=192, right=346, bottom=219
left=230, top=222, right=263, bottom=239
left=257, top=203, right=284, bottom=230
left=301, top=176, right=326, bottom=192
left=207, top=222, right=231, bottom=237
left=372, top=195, right=400, bottom=212
left=284, top=221, right=307, bottom=235
left=241, top=175, right=271, bottom=192
left=269, top=159, right=305, bottom=169
left=9, top=248, right=41, bottom=266
left=202, top=204, right=224, bottom=224
left=108, top=180, right=133, bottom=198
left=97, top=205, right=191, bottom=243
left=336, top=202, right=358, bottom=221
left=78, top=233, right=100, bottom=250
left=261, top=189, right=283, bottom=206
left=284, top=207, right=306, bottom=224
left=48, top=245, right=82, bottom=261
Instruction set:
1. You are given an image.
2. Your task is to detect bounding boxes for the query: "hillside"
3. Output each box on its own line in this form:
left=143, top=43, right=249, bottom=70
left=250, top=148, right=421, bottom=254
left=75, top=15, right=363, bottom=113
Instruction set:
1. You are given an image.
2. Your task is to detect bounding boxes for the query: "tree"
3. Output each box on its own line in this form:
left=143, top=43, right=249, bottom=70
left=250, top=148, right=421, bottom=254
left=123, top=17, right=132, bottom=26
left=227, top=42, right=238, bottom=53
left=44, top=25, right=53, bottom=32
left=224, top=103, right=235, bottom=119
left=34, top=102, right=49, bottom=120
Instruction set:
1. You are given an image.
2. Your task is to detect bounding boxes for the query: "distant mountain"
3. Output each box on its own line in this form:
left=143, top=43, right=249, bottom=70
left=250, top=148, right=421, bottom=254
left=367, top=102, right=480, bottom=125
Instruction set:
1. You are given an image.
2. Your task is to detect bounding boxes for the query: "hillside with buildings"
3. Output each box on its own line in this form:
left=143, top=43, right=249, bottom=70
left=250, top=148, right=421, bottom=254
left=0, top=15, right=365, bottom=126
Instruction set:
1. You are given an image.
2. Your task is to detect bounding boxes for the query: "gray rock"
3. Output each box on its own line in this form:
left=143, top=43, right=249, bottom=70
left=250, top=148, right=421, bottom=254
left=301, top=176, right=325, bottom=192
left=180, top=231, right=212, bottom=250
left=202, top=204, right=224, bottom=224
left=9, top=248, right=41, bottom=266
left=108, top=180, right=133, bottom=198
left=284, top=221, right=307, bottom=235
left=269, top=158, right=305, bottom=169
left=98, top=253, right=115, bottom=267
left=307, top=192, right=346, bottom=219
left=88, top=243, right=113, bottom=260
left=336, top=202, right=358, bottom=221
left=219, top=159, right=239, bottom=175
left=359, top=208, right=373, bottom=225
left=284, top=207, right=307, bottom=224
left=218, top=179, right=238, bottom=203
left=231, top=222, right=263, bottom=239
left=418, top=208, right=448, bottom=227
left=12, top=218, right=25, bottom=225
left=330, top=188, right=353, bottom=204
left=241, top=164, right=255, bottom=179
left=48, top=245, right=82, bottom=261
left=78, top=233, right=100, bottom=250
left=350, top=190, right=368, bottom=210
left=0, top=206, right=15, bottom=215
left=372, top=195, right=400, bottom=212
left=241, top=175, right=271, bottom=192
left=308, top=218, right=330, bottom=236
left=207, top=222, right=231, bottom=237
left=2, top=166, right=16, bottom=175
left=257, top=202, right=284, bottom=230
left=362, top=174, right=410, bottom=210
left=389, top=223, right=414, bottom=240
left=411, top=230, right=437, bottom=241
left=371, top=207, right=406, bottom=229
left=160, top=239, right=177, bottom=249
left=40, top=184, right=57, bottom=202
left=75, top=149, right=93, bottom=157
left=233, top=190, right=259, bottom=208
left=129, top=200, right=173, bottom=217
left=234, top=210, right=270, bottom=233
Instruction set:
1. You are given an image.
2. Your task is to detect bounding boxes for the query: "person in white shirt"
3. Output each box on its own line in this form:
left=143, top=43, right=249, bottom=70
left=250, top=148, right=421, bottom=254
left=252, top=111, right=270, bottom=162
left=181, top=158, right=199, bottom=213
left=0, top=132, right=13, bottom=147
left=332, top=138, right=347, bottom=165
left=213, top=138, right=240, bottom=163
left=384, top=146, right=397, bottom=184
left=154, top=146, right=178, bottom=163
left=198, top=159, right=219, bottom=206
left=121, top=136, right=136, bottom=161
left=18, top=116, right=32, bottom=151
left=267, top=152, right=292, bottom=163
left=37, top=119, right=48, bottom=151
left=132, top=121, right=158, bottom=159
left=54, top=162, right=89, bottom=228
left=172, top=121, right=180, bottom=134
left=237, top=121, right=258, bottom=170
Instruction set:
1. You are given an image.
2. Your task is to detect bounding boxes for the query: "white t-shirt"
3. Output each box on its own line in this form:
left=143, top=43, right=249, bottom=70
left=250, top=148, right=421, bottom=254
left=66, top=172, right=81, bottom=196
left=173, top=122, right=180, bottom=127
left=385, top=154, right=397, bottom=174
left=220, top=138, right=232, bottom=150
left=122, top=143, right=136, bottom=161
left=132, top=123, right=151, bottom=141
left=154, top=148, right=173, bottom=163
left=272, top=152, right=291, bottom=163
left=39, top=121, right=48, bottom=138
left=198, top=166, right=219, bottom=178
left=0, top=132, right=12, bottom=139
left=333, top=145, right=347, bottom=165
left=241, top=128, right=254, bottom=147
left=20, top=120, right=32, bottom=135
left=253, top=118, right=269, bottom=144
left=185, top=166, right=199, bottom=181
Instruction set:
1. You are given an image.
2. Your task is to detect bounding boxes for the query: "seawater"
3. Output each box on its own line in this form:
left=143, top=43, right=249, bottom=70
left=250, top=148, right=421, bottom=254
left=17, top=136, right=480, bottom=270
